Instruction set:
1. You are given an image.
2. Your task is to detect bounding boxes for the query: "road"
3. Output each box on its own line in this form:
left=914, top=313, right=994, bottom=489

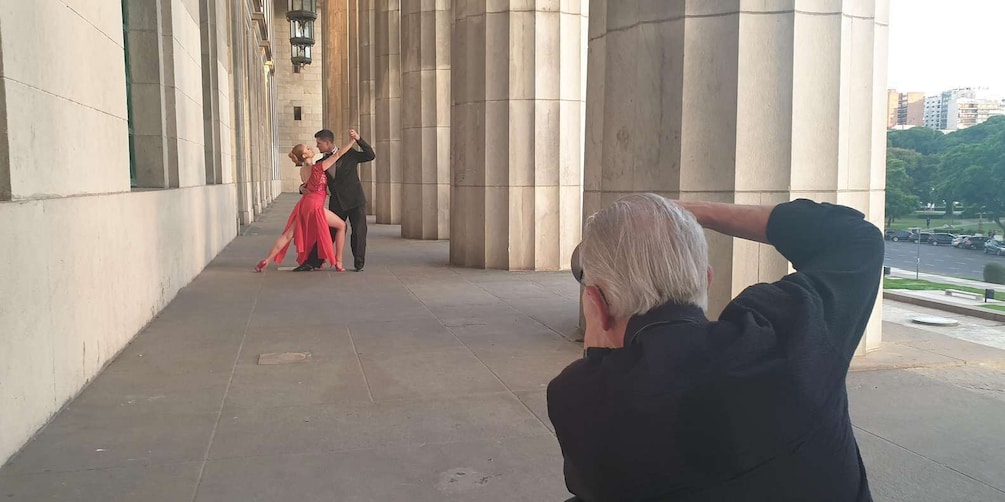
left=884, top=239, right=1005, bottom=280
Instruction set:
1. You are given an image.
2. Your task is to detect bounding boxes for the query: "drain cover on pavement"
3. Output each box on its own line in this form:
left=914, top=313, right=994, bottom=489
left=258, top=352, right=312, bottom=365
left=911, top=316, right=959, bottom=327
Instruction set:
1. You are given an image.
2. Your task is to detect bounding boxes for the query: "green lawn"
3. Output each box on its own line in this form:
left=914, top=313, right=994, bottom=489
left=982, top=304, right=1005, bottom=312
left=885, top=216, right=988, bottom=233
left=883, top=277, right=1005, bottom=301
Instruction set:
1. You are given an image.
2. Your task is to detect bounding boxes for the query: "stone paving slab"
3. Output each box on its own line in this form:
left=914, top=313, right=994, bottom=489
left=849, top=369, right=1005, bottom=495
left=854, top=430, right=1005, bottom=502
left=850, top=319, right=1005, bottom=372
left=4, top=195, right=1005, bottom=501
left=0, top=462, right=203, bottom=502
left=194, top=437, right=568, bottom=502
left=884, top=301, right=1005, bottom=351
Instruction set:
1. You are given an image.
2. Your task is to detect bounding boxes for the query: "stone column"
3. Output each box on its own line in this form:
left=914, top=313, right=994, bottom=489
left=248, top=32, right=263, bottom=216
left=451, top=2, right=587, bottom=269
left=230, top=0, right=253, bottom=223
left=348, top=0, right=360, bottom=130
left=374, top=0, right=402, bottom=224
left=584, top=1, right=888, bottom=353
left=322, top=0, right=351, bottom=132
left=358, top=0, right=377, bottom=214
left=400, top=0, right=450, bottom=239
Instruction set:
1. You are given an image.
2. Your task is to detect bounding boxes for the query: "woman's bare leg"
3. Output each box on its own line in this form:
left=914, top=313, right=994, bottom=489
left=263, top=226, right=295, bottom=264
left=324, top=209, right=347, bottom=268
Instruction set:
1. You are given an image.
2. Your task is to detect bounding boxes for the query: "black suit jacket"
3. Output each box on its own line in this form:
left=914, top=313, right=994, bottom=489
left=321, top=138, right=375, bottom=210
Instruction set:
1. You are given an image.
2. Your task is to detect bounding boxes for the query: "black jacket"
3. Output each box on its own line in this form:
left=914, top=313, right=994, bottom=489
left=322, top=138, right=375, bottom=210
left=547, top=200, right=883, bottom=502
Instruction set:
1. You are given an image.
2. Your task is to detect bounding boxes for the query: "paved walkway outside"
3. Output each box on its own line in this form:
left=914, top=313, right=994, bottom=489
left=3, top=194, right=1005, bottom=501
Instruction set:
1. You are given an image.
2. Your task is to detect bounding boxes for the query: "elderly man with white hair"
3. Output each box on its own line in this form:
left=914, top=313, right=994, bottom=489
left=548, top=195, right=883, bottom=502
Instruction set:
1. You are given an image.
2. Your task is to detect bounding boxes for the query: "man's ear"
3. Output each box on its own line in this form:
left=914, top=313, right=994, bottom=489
left=707, top=266, right=714, bottom=286
left=585, top=286, right=614, bottom=332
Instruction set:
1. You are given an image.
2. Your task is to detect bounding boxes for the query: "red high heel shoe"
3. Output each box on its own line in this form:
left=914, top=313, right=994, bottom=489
left=254, top=259, right=268, bottom=273
left=333, top=263, right=345, bottom=272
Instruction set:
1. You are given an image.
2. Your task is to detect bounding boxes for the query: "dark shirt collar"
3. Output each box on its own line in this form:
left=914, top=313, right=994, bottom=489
left=624, top=302, right=707, bottom=346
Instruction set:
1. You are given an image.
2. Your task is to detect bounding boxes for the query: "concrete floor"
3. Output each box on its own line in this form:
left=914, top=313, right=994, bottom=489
left=3, top=195, right=1005, bottom=501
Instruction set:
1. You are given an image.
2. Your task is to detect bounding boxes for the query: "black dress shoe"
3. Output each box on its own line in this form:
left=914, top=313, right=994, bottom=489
left=354, top=265, right=364, bottom=272
left=293, top=264, right=315, bottom=272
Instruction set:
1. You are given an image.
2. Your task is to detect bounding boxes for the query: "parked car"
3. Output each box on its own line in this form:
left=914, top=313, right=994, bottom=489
left=885, top=230, right=912, bottom=242
left=909, top=232, right=932, bottom=243
left=985, top=239, right=1005, bottom=256
left=961, top=236, right=988, bottom=250
left=929, top=233, right=956, bottom=245
left=952, top=235, right=971, bottom=247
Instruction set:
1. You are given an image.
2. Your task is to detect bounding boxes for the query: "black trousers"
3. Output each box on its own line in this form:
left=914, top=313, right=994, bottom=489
left=306, top=201, right=367, bottom=269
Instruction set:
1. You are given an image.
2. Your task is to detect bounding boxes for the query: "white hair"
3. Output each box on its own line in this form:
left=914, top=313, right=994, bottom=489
left=580, top=193, right=709, bottom=318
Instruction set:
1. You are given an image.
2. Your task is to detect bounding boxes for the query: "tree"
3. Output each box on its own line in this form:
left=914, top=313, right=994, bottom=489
left=887, top=126, right=946, bottom=155
left=939, top=132, right=1005, bottom=230
left=887, top=148, right=934, bottom=203
left=943, top=115, right=1005, bottom=150
left=885, top=158, right=919, bottom=225
left=886, top=116, right=1005, bottom=228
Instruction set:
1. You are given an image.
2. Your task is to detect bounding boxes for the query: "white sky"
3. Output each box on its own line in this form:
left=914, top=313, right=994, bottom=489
left=887, top=0, right=1005, bottom=95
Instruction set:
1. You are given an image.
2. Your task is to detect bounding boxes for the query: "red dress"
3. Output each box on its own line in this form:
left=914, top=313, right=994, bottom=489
left=276, top=162, right=336, bottom=266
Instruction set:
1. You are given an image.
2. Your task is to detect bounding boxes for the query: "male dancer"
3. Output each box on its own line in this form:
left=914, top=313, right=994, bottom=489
left=295, top=128, right=375, bottom=272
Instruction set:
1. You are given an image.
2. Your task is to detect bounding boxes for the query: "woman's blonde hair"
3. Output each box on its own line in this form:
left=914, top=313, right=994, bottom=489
left=289, top=144, right=309, bottom=165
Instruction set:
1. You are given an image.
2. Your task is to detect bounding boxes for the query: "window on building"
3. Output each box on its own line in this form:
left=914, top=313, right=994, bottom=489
left=121, top=0, right=175, bottom=189
left=121, top=0, right=137, bottom=187
left=294, top=106, right=302, bottom=121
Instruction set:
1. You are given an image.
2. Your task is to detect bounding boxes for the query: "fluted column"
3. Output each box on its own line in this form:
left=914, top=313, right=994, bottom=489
left=348, top=0, right=360, bottom=130
left=322, top=0, right=350, bottom=132
left=400, top=0, right=450, bottom=239
left=358, top=0, right=377, bottom=214
left=584, top=0, right=888, bottom=353
left=451, top=2, right=587, bottom=269
left=375, top=0, right=402, bottom=224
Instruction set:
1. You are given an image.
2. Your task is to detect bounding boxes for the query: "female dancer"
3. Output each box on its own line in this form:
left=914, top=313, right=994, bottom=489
left=255, top=134, right=357, bottom=272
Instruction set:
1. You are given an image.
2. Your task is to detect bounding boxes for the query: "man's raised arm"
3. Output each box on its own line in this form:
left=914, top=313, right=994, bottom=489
left=680, top=199, right=884, bottom=358
left=348, top=128, right=376, bottom=162
left=676, top=201, right=774, bottom=244
left=355, top=136, right=375, bottom=162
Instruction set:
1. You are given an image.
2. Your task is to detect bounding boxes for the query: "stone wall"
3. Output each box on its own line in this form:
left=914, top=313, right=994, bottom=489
left=0, top=0, right=129, bottom=200
left=0, top=187, right=237, bottom=465
left=0, top=0, right=278, bottom=465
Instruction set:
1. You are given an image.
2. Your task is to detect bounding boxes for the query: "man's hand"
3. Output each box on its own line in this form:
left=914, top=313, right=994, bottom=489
left=349, top=129, right=360, bottom=141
